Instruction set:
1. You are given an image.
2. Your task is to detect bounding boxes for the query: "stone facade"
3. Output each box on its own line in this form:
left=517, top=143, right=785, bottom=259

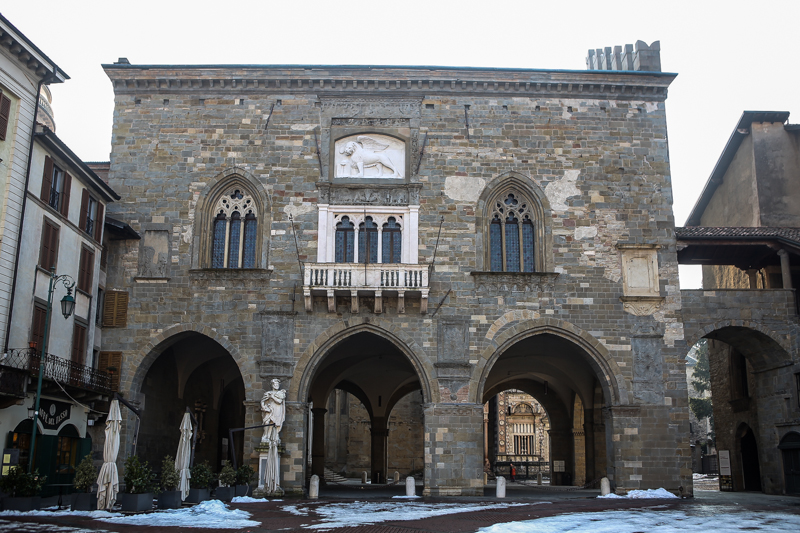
left=99, top=61, right=692, bottom=496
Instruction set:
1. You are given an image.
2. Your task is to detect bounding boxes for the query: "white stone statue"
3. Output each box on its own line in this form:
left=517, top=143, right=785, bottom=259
left=338, top=136, right=403, bottom=178
left=261, top=378, right=286, bottom=443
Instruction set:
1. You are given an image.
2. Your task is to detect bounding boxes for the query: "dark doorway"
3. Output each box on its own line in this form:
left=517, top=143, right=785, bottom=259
left=780, top=432, right=800, bottom=494
left=740, top=427, right=762, bottom=491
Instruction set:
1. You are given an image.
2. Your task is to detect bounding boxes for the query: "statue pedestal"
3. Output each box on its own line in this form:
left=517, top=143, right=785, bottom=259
left=253, top=442, right=284, bottom=498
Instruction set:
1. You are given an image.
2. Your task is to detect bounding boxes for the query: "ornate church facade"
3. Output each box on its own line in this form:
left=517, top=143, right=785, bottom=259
left=97, top=52, right=693, bottom=496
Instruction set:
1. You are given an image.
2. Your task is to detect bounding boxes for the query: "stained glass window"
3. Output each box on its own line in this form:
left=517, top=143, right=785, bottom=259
left=382, top=218, right=401, bottom=263
left=243, top=213, right=257, bottom=268
left=490, top=217, right=503, bottom=271
left=505, top=215, right=520, bottom=272
left=212, top=213, right=227, bottom=268
left=358, top=217, right=378, bottom=264
left=335, top=217, right=354, bottom=263
left=489, top=192, right=537, bottom=272
left=522, top=219, right=535, bottom=272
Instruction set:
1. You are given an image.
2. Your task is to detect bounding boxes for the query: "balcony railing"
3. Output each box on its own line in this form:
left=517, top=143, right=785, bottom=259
left=0, top=348, right=111, bottom=396
left=303, top=263, right=430, bottom=314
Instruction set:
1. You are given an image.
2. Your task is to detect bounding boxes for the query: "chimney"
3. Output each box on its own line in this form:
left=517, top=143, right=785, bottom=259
left=586, top=41, right=661, bottom=72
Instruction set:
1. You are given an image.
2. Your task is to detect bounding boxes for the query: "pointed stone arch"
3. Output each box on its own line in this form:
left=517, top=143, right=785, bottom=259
left=684, top=320, right=793, bottom=371
left=476, top=170, right=554, bottom=272
left=190, top=168, right=272, bottom=269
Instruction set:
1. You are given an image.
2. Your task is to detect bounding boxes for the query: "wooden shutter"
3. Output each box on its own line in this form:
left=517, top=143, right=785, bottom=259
left=78, top=248, right=94, bottom=293
left=71, top=323, right=87, bottom=364
left=60, top=173, right=71, bottom=217
left=41, top=156, right=54, bottom=202
left=0, top=94, right=10, bottom=141
left=79, top=189, right=89, bottom=233
left=39, top=220, right=59, bottom=271
left=30, top=305, right=47, bottom=353
left=102, top=291, right=129, bottom=328
left=94, top=202, right=104, bottom=242
left=98, top=351, right=122, bottom=391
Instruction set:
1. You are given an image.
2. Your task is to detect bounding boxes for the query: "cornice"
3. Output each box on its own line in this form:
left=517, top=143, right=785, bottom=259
left=102, top=66, right=675, bottom=101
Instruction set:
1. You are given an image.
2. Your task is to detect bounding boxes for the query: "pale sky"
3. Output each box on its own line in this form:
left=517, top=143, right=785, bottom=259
left=4, top=0, right=799, bottom=288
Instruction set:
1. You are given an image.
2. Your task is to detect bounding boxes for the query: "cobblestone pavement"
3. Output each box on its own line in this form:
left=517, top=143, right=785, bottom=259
left=0, top=486, right=798, bottom=532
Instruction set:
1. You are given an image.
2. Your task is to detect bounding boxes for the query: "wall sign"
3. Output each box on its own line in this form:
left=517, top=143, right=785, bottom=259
left=38, top=399, right=71, bottom=430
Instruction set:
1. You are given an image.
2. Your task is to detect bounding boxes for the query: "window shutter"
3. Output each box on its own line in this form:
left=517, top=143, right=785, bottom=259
left=49, top=223, right=59, bottom=270
left=79, top=189, right=89, bottom=233
left=60, top=173, right=72, bottom=217
left=41, top=156, right=54, bottom=202
left=30, top=306, right=47, bottom=353
left=39, top=222, right=51, bottom=269
left=0, top=94, right=10, bottom=141
left=71, top=324, right=87, bottom=365
left=94, top=202, right=104, bottom=241
left=78, top=248, right=95, bottom=293
left=103, top=291, right=129, bottom=328
left=98, top=351, right=122, bottom=391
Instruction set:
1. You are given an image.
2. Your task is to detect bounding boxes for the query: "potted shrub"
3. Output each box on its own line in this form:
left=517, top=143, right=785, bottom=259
left=0, top=466, right=46, bottom=511
left=235, top=464, right=255, bottom=497
left=157, top=456, right=182, bottom=509
left=121, top=455, right=156, bottom=512
left=186, top=461, right=214, bottom=503
left=214, top=461, right=236, bottom=501
left=71, top=454, right=97, bottom=511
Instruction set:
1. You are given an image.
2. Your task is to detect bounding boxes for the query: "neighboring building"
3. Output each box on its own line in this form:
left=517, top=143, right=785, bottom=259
left=0, top=122, right=119, bottom=492
left=98, top=42, right=694, bottom=496
left=0, top=13, right=68, bottom=353
left=677, top=111, right=800, bottom=494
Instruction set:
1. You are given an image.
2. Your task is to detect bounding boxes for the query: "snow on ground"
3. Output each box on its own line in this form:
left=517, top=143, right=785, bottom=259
left=0, top=509, right=115, bottom=518
left=0, top=519, right=106, bottom=532
left=598, top=488, right=678, bottom=499
left=282, top=501, right=536, bottom=530
left=391, top=495, right=422, bottom=499
left=478, top=508, right=800, bottom=533
left=231, top=495, right=268, bottom=503
left=96, top=500, right=259, bottom=529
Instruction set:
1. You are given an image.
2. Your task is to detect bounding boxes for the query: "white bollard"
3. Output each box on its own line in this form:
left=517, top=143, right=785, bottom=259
left=362, top=471, right=368, bottom=484
left=537, top=472, right=542, bottom=485
left=394, top=471, right=400, bottom=483
left=483, top=472, right=488, bottom=485
left=406, top=476, right=415, bottom=497
left=600, top=477, right=611, bottom=496
left=309, top=475, right=319, bottom=499
left=496, top=476, right=506, bottom=498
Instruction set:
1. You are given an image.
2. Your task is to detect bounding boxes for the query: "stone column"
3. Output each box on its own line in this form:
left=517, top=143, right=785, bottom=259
left=370, top=417, right=389, bottom=484
left=778, top=249, right=792, bottom=289
left=572, top=428, right=586, bottom=486
left=282, top=402, right=309, bottom=495
left=311, top=407, right=327, bottom=482
left=747, top=269, right=758, bottom=289
left=423, top=403, right=484, bottom=496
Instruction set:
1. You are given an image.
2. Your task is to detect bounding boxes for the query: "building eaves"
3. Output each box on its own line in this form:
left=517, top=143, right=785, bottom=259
left=104, top=216, right=140, bottom=240
left=33, top=126, right=120, bottom=201
left=675, top=226, right=800, bottom=253
left=684, top=111, right=791, bottom=226
left=0, top=12, right=69, bottom=83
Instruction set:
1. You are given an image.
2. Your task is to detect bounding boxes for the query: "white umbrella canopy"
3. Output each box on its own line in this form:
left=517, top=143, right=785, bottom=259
left=176, top=412, right=193, bottom=500
left=97, top=399, right=122, bottom=510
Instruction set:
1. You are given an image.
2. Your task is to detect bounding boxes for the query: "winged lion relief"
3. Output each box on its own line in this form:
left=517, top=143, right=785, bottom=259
left=334, top=134, right=405, bottom=179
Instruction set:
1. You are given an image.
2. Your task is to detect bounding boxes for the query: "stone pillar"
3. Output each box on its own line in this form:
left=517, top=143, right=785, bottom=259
left=423, top=403, right=484, bottom=496
left=370, top=417, right=388, bottom=484
left=572, top=428, right=586, bottom=486
left=778, top=249, right=792, bottom=289
left=282, top=402, right=309, bottom=495
left=747, top=269, right=758, bottom=289
left=311, top=407, right=327, bottom=483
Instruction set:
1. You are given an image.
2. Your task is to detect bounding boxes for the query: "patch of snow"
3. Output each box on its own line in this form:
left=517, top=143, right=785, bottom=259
left=0, top=509, right=115, bottom=518
left=598, top=487, right=678, bottom=499
left=392, top=495, right=421, bottom=499
left=0, top=518, right=106, bottom=532
left=231, top=495, right=267, bottom=503
left=97, top=499, right=259, bottom=529
left=283, top=501, right=531, bottom=530
left=477, top=509, right=800, bottom=533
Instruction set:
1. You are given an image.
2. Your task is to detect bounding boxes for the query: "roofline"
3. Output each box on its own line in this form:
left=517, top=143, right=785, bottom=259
left=684, top=111, right=791, bottom=226
left=33, top=127, right=120, bottom=201
left=101, top=62, right=678, bottom=77
left=0, top=12, right=69, bottom=83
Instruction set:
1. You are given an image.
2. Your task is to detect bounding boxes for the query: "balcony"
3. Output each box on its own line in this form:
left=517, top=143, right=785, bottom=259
left=303, top=263, right=430, bottom=314
left=0, top=348, right=112, bottom=397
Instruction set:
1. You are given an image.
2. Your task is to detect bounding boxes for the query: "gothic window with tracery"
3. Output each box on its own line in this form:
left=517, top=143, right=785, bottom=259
left=489, top=192, right=535, bottom=272
left=382, top=217, right=401, bottom=264
left=335, top=216, right=355, bottom=263
left=358, top=217, right=379, bottom=264
left=210, top=189, right=258, bottom=268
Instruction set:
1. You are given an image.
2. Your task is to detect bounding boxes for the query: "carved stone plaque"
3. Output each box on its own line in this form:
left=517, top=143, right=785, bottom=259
left=334, top=134, right=405, bottom=179
left=139, top=230, right=169, bottom=278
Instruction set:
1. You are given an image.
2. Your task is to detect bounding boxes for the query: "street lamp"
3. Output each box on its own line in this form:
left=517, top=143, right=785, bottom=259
left=28, top=268, right=75, bottom=473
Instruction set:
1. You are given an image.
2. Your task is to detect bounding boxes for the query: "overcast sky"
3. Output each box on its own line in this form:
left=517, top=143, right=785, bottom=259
left=4, top=1, right=799, bottom=288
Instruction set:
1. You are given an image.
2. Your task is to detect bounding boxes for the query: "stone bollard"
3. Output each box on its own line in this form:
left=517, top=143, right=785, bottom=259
left=483, top=472, right=488, bottom=485
left=496, top=476, right=506, bottom=498
left=309, top=475, right=319, bottom=499
left=600, top=477, right=611, bottom=496
left=362, top=471, right=368, bottom=484
left=406, top=476, right=415, bottom=497
left=537, top=472, right=542, bottom=485
left=394, top=471, right=400, bottom=483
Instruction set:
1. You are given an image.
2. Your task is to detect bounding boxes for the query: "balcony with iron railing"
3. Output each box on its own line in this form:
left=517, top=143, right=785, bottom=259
left=303, top=263, right=430, bottom=314
left=0, top=348, right=112, bottom=397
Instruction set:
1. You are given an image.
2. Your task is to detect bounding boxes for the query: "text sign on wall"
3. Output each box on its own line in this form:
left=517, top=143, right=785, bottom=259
left=719, top=450, right=731, bottom=476
left=38, top=399, right=71, bottom=430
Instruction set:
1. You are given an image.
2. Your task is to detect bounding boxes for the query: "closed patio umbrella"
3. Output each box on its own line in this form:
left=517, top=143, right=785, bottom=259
left=97, top=399, right=121, bottom=510
left=176, top=411, right=193, bottom=500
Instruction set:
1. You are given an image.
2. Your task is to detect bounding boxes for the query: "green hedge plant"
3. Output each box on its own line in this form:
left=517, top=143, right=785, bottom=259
left=218, top=461, right=236, bottom=487
left=161, top=456, right=180, bottom=491
left=0, top=466, right=46, bottom=497
left=235, top=464, right=255, bottom=486
left=123, top=455, right=156, bottom=494
left=189, top=461, right=215, bottom=489
left=73, top=455, right=97, bottom=493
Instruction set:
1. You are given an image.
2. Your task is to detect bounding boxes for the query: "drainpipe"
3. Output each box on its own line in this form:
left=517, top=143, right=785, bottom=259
left=3, top=65, right=55, bottom=352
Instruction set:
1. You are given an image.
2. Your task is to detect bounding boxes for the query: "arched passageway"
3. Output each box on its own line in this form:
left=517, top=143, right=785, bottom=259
left=137, top=332, right=245, bottom=471
left=306, top=331, right=425, bottom=484
left=481, top=331, right=612, bottom=487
